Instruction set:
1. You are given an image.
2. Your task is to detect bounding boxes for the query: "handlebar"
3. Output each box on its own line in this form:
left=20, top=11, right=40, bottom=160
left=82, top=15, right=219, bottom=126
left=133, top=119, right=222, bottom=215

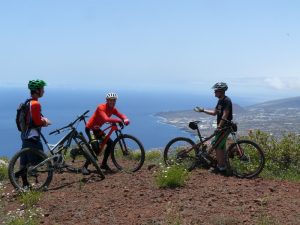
left=49, top=110, right=90, bottom=135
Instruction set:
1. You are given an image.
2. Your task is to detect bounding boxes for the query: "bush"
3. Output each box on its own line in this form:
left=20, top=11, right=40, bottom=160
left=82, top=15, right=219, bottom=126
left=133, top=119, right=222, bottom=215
left=246, top=130, right=300, bottom=181
left=155, top=164, right=189, bottom=188
left=0, top=157, right=9, bottom=181
left=18, top=191, right=42, bottom=209
left=145, top=150, right=162, bottom=162
left=6, top=208, right=42, bottom=225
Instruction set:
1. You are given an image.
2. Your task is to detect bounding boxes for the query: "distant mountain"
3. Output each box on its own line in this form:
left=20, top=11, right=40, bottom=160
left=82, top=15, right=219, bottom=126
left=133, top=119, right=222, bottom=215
left=156, top=103, right=246, bottom=118
left=156, top=96, right=300, bottom=137
left=247, top=96, right=300, bottom=110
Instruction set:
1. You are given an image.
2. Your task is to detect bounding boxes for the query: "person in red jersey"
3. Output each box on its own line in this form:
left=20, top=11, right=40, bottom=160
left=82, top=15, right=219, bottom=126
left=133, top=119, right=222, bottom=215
left=82, top=92, right=129, bottom=174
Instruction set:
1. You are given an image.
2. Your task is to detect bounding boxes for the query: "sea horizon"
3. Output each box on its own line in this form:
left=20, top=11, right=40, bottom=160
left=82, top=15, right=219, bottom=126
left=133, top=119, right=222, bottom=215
left=0, top=87, right=291, bottom=157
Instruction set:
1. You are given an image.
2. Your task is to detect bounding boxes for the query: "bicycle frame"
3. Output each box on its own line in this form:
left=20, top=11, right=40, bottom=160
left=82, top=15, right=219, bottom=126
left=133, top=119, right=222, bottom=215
left=40, top=128, right=78, bottom=155
left=98, top=123, right=124, bottom=152
left=34, top=111, right=90, bottom=165
left=184, top=123, right=241, bottom=156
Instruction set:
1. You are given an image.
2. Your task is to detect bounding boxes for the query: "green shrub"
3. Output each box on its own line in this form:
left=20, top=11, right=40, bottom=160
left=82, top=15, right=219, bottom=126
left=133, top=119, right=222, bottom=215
left=155, top=164, right=189, bottom=188
left=246, top=130, right=300, bottom=181
left=18, top=191, right=42, bottom=209
left=145, top=150, right=162, bottom=162
left=0, top=157, right=8, bottom=181
left=6, top=208, right=41, bottom=225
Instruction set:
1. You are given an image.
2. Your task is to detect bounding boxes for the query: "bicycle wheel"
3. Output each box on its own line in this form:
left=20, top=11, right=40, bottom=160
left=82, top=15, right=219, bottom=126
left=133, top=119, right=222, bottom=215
left=8, top=148, right=53, bottom=191
left=111, top=134, right=145, bottom=172
left=226, top=140, right=265, bottom=178
left=164, top=137, right=197, bottom=171
left=73, top=135, right=105, bottom=179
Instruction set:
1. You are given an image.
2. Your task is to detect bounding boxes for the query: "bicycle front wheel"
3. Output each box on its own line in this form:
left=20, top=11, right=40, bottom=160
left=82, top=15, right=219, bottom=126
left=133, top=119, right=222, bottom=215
left=164, top=137, right=197, bottom=171
left=226, top=140, right=265, bottom=178
left=111, top=134, right=145, bottom=173
left=73, top=135, right=105, bottom=179
left=8, top=148, right=53, bottom=191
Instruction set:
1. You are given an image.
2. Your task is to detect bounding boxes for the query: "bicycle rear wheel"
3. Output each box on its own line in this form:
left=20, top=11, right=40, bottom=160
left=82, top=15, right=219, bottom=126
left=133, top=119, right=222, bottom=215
left=8, top=148, right=53, bottom=191
left=164, top=137, right=197, bottom=171
left=226, top=140, right=265, bottom=178
left=111, top=134, right=145, bottom=172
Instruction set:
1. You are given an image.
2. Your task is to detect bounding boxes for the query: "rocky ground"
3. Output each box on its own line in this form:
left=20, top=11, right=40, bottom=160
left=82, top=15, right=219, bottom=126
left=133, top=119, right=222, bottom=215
left=1, top=164, right=300, bottom=225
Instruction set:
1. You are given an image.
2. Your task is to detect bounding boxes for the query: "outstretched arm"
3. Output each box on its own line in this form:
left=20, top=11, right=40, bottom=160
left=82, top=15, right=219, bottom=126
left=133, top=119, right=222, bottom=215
left=194, top=106, right=217, bottom=116
left=98, top=110, right=123, bottom=123
left=113, top=108, right=130, bottom=125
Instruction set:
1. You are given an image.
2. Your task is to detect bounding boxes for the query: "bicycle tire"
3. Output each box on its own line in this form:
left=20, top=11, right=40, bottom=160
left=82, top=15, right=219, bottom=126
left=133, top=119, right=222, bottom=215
left=163, top=137, right=197, bottom=171
left=8, top=148, right=53, bottom=191
left=226, top=140, right=265, bottom=178
left=73, top=135, right=105, bottom=179
left=111, top=134, right=145, bottom=172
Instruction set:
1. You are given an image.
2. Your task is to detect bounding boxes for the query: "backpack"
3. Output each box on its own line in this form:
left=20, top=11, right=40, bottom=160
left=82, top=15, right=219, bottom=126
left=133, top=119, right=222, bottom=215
left=16, top=99, right=31, bottom=132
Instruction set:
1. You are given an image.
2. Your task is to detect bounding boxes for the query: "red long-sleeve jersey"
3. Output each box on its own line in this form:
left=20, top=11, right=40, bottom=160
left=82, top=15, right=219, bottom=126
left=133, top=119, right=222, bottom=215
left=86, top=103, right=127, bottom=130
left=30, top=99, right=45, bottom=127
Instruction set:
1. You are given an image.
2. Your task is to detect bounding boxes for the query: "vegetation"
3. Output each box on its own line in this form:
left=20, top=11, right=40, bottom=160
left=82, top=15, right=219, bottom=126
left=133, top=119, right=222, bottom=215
left=145, top=150, right=162, bottom=162
left=6, top=208, right=41, bottom=225
left=0, top=156, right=9, bottom=181
left=18, top=191, right=42, bottom=209
left=4, top=191, right=43, bottom=225
left=246, top=130, right=300, bottom=181
left=155, top=163, right=189, bottom=188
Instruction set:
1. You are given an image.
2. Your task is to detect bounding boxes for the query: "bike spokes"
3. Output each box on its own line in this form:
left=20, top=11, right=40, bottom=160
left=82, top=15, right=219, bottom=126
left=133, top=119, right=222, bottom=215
left=9, top=149, right=53, bottom=191
left=164, top=138, right=197, bottom=171
left=227, top=140, right=265, bottom=178
left=112, top=135, right=145, bottom=173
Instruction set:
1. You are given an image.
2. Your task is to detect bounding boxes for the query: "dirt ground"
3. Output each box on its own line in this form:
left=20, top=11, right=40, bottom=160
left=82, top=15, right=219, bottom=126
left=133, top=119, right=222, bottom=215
left=1, top=164, right=300, bottom=225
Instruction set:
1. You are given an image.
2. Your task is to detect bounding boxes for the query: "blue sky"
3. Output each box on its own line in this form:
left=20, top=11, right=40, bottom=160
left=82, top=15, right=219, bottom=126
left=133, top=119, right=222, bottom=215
left=0, top=0, right=300, bottom=100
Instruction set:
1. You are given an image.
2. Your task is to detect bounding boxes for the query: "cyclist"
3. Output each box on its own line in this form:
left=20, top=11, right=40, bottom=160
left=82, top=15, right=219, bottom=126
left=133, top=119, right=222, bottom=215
left=19, top=79, right=51, bottom=187
left=82, top=92, right=130, bottom=174
left=194, top=82, right=232, bottom=175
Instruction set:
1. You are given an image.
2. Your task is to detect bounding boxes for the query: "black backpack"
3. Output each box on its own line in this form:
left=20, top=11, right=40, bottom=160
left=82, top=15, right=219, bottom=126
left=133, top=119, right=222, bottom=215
left=16, top=99, right=32, bottom=132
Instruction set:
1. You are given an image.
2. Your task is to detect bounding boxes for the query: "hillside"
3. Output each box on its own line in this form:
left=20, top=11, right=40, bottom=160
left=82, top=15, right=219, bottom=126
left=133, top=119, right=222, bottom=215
left=156, top=96, right=300, bottom=137
left=1, top=166, right=300, bottom=225
left=248, top=96, right=300, bottom=110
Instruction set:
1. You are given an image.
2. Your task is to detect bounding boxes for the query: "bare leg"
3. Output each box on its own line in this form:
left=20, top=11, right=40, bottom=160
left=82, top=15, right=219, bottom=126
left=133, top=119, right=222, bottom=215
left=216, top=148, right=226, bottom=168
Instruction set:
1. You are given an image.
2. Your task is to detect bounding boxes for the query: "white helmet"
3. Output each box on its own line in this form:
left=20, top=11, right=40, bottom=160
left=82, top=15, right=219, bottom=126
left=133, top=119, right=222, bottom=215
left=106, top=92, right=118, bottom=100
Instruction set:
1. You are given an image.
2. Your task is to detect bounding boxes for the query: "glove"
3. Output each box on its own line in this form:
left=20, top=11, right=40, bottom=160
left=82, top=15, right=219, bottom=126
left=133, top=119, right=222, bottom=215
left=123, top=118, right=130, bottom=126
left=194, top=106, right=204, bottom=113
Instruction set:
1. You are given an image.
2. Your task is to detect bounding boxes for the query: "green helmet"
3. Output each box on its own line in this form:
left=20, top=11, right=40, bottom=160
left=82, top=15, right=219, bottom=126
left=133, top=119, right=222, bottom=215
left=28, top=79, right=47, bottom=90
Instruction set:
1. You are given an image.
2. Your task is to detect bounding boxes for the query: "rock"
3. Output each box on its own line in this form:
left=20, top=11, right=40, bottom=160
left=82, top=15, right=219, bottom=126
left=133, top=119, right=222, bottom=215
left=147, top=164, right=156, bottom=171
left=269, top=187, right=275, bottom=192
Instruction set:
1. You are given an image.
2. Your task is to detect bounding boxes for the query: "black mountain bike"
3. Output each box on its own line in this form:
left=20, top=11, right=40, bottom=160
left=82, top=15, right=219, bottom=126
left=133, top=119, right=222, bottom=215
left=8, top=111, right=105, bottom=191
left=164, top=119, right=265, bottom=178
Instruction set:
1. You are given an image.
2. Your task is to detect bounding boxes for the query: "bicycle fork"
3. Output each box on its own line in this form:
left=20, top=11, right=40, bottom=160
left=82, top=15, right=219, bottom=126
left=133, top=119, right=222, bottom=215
left=231, top=133, right=248, bottom=161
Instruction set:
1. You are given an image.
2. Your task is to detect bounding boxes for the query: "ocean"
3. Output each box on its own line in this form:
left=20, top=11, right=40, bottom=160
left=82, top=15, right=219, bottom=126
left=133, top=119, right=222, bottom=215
left=0, top=87, right=253, bottom=157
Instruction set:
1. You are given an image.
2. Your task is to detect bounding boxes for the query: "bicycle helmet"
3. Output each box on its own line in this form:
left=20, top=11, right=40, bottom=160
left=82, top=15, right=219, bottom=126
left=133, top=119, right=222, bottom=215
left=28, top=79, right=47, bottom=90
left=212, top=82, right=228, bottom=91
left=106, top=92, right=118, bottom=100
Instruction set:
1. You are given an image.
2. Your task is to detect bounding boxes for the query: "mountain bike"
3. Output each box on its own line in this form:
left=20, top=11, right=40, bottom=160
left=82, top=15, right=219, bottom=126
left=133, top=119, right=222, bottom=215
left=164, top=119, right=265, bottom=178
left=81, top=120, right=145, bottom=173
left=8, top=110, right=105, bottom=191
